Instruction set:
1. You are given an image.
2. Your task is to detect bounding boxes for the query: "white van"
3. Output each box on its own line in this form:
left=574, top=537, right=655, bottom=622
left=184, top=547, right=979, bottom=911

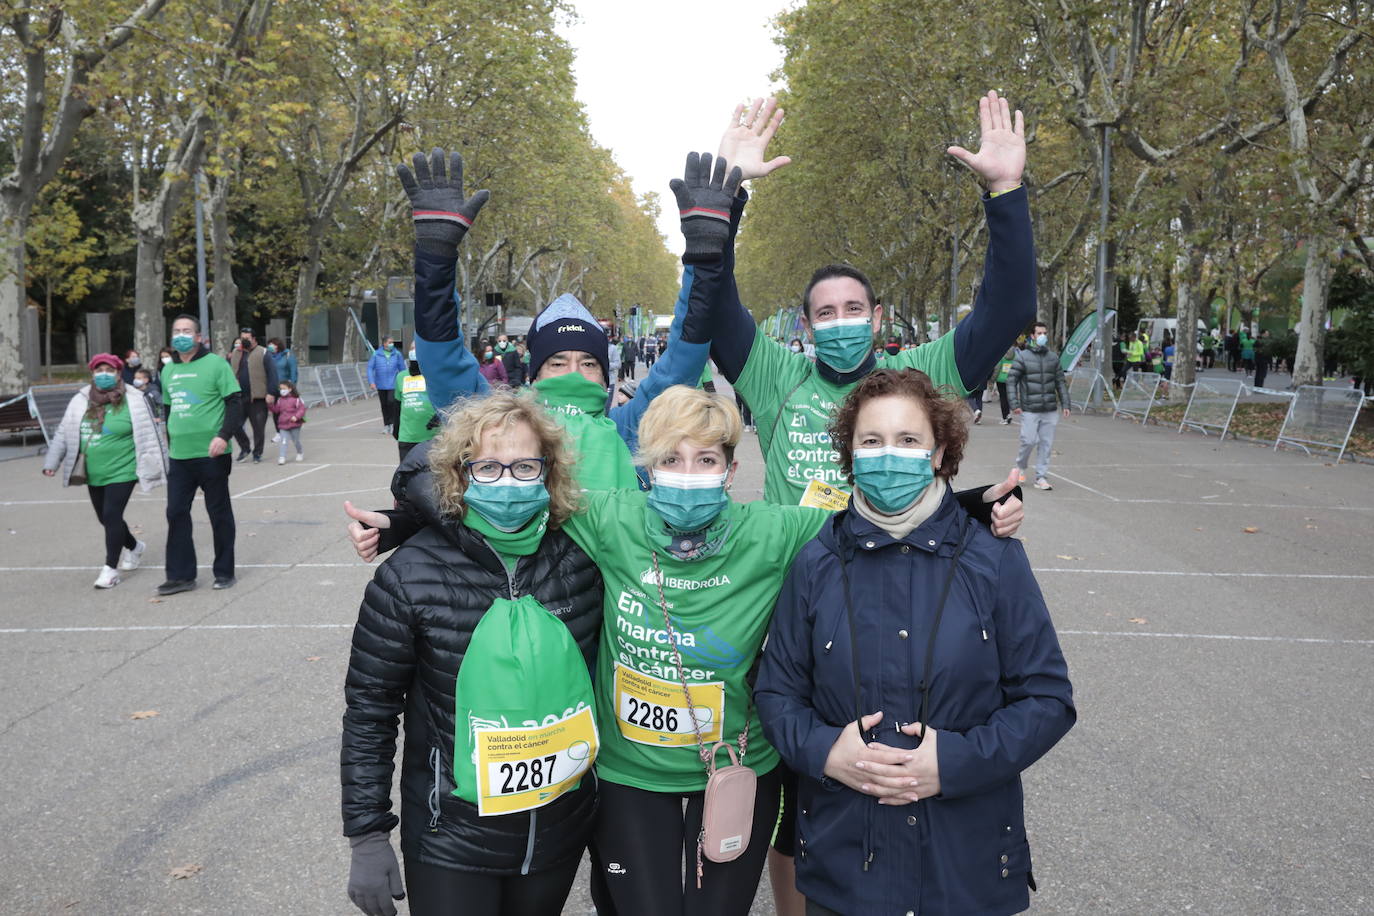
left=1138, top=317, right=1208, bottom=350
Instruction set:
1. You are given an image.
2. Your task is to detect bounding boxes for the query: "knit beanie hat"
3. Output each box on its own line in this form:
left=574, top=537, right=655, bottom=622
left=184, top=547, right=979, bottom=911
left=526, top=293, right=609, bottom=384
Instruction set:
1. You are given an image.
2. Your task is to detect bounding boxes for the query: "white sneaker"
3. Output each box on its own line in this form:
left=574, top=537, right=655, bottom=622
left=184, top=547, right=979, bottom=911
left=118, top=540, right=146, bottom=571
left=271, top=433, right=282, bottom=444
left=278, top=456, right=286, bottom=465
left=1034, top=478, right=1054, bottom=491
left=295, top=453, right=304, bottom=462
left=94, top=565, right=121, bottom=589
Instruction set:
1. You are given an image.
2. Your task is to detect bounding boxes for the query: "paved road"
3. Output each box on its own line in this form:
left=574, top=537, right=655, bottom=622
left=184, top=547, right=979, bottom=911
left=1, top=384, right=1371, bottom=915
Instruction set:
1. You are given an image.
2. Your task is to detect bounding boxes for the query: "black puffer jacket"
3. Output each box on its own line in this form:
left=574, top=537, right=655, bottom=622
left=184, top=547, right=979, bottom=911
left=1007, top=345, right=1070, bottom=413
left=341, top=445, right=604, bottom=875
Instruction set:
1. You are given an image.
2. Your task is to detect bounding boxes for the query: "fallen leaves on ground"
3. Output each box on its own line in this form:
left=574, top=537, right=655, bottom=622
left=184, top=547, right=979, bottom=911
left=1054, top=554, right=1081, bottom=560
left=130, top=710, right=159, bottom=720
left=1128, top=617, right=1148, bottom=625
left=148, top=597, right=163, bottom=604
left=168, top=864, right=202, bottom=879
left=306, top=656, right=323, bottom=662
left=1242, top=526, right=1259, bottom=534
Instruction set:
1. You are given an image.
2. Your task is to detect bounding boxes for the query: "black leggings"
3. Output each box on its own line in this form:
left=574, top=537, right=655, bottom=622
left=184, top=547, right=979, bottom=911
left=87, top=480, right=137, bottom=568
left=592, top=766, right=782, bottom=916
left=402, top=855, right=580, bottom=916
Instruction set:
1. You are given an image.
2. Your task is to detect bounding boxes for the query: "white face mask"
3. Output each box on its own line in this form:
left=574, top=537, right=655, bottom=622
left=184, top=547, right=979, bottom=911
left=132, top=378, right=147, bottom=389
left=161, top=355, right=173, bottom=366
left=279, top=389, right=291, bottom=397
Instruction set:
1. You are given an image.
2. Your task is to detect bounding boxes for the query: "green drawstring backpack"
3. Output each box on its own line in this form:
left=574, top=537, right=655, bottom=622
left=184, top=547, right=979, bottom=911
left=452, top=595, right=599, bottom=817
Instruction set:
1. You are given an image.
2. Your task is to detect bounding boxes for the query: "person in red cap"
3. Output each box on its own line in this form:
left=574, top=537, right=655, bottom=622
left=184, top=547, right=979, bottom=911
left=42, top=353, right=168, bottom=588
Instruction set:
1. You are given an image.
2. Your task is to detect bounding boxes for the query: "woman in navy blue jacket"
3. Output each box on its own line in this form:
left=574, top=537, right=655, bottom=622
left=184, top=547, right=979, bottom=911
left=756, top=368, right=1074, bottom=916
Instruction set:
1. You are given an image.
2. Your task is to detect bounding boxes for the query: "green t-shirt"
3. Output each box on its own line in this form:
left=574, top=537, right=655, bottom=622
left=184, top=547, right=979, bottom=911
left=161, top=354, right=240, bottom=460
left=564, top=491, right=828, bottom=792
left=996, top=355, right=1014, bottom=384
left=734, top=332, right=966, bottom=506
left=80, top=400, right=137, bottom=486
left=394, top=370, right=438, bottom=444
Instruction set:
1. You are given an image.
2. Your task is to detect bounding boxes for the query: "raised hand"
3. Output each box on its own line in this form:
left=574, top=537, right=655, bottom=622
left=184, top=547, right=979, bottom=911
left=946, top=90, right=1025, bottom=194
left=396, top=149, right=490, bottom=257
left=668, top=152, right=744, bottom=264
left=716, top=97, right=792, bottom=181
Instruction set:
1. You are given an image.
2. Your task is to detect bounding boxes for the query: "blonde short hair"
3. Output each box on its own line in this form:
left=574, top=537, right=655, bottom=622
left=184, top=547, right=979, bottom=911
left=428, top=389, right=580, bottom=527
left=635, top=385, right=743, bottom=468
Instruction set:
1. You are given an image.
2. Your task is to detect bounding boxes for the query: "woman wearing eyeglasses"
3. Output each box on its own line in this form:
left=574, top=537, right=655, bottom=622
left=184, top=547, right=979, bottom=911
left=341, top=389, right=603, bottom=916
left=755, top=369, right=1075, bottom=916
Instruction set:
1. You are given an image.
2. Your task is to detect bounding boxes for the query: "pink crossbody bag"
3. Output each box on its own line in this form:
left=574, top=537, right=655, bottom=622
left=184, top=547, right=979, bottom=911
left=651, top=552, right=757, bottom=887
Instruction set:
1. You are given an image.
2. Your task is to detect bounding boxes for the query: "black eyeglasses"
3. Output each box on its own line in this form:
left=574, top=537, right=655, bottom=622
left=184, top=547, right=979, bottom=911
left=466, top=458, right=545, bottom=482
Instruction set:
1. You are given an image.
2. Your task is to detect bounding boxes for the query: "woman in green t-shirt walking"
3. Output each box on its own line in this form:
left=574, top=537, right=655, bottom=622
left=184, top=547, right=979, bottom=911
left=42, top=353, right=167, bottom=588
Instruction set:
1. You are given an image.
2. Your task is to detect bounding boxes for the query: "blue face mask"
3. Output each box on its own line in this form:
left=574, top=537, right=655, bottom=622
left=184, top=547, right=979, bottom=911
left=464, top=476, right=550, bottom=532
left=852, top=446, right=936, bottom=514
left=811, top=318, right=873, bottom=372
left=171, top=334, right=196, bottom=353
left=647, top=468, right=730, bottom=533
left=92, top=372, right=118, bottom=391
left=1034, top=334, right=1048, bottom=348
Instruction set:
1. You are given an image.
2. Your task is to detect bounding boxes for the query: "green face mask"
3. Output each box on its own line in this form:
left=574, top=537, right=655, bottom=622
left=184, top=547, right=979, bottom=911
left=811, top=317, right=873, bottom=372
left=852, top=446, right=935, bottom=514
left=171, top=334, right=196, bottom=353
left=533, top=371, right=608, bottom=417
left=92, top=372, right=119, bottom=391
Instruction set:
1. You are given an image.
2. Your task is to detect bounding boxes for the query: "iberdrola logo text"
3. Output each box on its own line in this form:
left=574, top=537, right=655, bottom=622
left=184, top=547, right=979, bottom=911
left=639, top=568, right=732, bottom=590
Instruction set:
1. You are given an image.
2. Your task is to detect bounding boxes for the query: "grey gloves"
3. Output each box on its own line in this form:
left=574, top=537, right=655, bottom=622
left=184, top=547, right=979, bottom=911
left=347, top=831, right=405, bottom=916
left=668, top=152, right=743, bottom=264
left=396, top=149, right=490, bottom=258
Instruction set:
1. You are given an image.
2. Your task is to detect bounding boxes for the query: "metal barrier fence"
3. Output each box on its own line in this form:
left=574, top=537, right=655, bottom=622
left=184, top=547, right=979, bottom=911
left=1178, top=376, right=1246, bottom=439
left=296, top=362, right=376, bottom=408
left=27, top=383, right=83, bottom=446
left=1068, top=370, right=1115, bottom=414
left=297, top=365, right=327, bottom=407
left=1275, top=385, right=1367, bottom=463
left=1113, top=371, right=1162, bottom=425
left=340, top=363, right=368, bottom=400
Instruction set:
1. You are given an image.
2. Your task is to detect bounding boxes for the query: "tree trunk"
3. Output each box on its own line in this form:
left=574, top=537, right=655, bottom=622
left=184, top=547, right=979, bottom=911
left=131, top=216, right=169, bottom=357
left=207, top=170, right=238, bottom=353
left=290, top=226, right=326, bottom=365
left=0, top=204, right=31, bottom=391
left=1292, top=232, right=1334, bottom=387
left=1172, top=242, right=1205, bottom=396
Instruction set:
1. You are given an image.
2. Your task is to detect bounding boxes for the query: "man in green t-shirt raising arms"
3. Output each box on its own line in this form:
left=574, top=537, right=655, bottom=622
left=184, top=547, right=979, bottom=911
left=157, top=313, right=244, bottom=595
left=710, top=93, right=1035, bottom=511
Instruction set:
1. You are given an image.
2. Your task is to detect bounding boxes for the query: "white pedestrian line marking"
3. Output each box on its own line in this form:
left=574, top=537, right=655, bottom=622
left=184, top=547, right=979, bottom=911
left=2, top=624, right=1368, bottom=646
left=0, top=562, right=364, bottom=571
left=1043, top=495, right=1374, bottom=512
left=0, top=484, right=388, bottom=506
left=3, top=564, right=1371, bottom=579
left=233, top=463, right=330, bottom=497
left=1036, top=568, right=1374, bottom=579
left=1044, top=471, right=1120, bottom=501
left=334, top=416, right=384, bottom=430
left=0, top=623, right=352, bottom=634
left=1059, top=629, right=1374, bottom=647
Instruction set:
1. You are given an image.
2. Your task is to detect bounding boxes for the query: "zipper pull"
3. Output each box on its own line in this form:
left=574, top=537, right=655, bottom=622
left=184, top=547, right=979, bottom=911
left=982, top=628, right=988, bottom=641
left=824, top=640, right=833, bottom=652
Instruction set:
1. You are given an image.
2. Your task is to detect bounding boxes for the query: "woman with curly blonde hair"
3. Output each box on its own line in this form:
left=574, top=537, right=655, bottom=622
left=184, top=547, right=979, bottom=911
left=341, top=388, right=604, bottom=916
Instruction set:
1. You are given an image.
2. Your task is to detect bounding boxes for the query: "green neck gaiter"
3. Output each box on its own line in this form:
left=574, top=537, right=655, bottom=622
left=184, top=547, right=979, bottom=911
left=463, top=507, right=549, bottom=557
left=533, top=372, right=609, bottom=417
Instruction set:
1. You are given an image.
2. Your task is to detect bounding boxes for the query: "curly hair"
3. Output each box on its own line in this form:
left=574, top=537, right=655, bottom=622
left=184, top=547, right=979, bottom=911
left=427, top=389, right=581, bottom=528
left=828, top=368, right=970, bottom=482
left=635, top=385, right=743, bottom=468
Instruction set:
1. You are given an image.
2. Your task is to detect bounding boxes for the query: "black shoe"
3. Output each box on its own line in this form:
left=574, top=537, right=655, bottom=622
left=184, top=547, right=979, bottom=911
left=236, top=450, right=250, bottom=462
left=156, top=579, right=196, bottom=596
left=212, top=576, right=236, bottom=590
left=252, top=455, right=262, bottom=463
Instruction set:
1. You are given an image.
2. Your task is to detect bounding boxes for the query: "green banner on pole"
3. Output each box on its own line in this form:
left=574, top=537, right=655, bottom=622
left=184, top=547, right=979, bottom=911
left=1062, top=309, right=1116, bottom=372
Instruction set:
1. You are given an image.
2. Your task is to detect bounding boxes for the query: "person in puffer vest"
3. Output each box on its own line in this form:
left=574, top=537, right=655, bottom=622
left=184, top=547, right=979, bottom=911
left=1007, top=321, right=1070, bottom=491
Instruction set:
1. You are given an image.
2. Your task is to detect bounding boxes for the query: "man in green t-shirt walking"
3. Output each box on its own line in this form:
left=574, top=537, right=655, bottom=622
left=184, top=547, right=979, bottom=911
left=394, top=346, right=439, bottom=463
left=157, top=313, right=243, bottom=595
